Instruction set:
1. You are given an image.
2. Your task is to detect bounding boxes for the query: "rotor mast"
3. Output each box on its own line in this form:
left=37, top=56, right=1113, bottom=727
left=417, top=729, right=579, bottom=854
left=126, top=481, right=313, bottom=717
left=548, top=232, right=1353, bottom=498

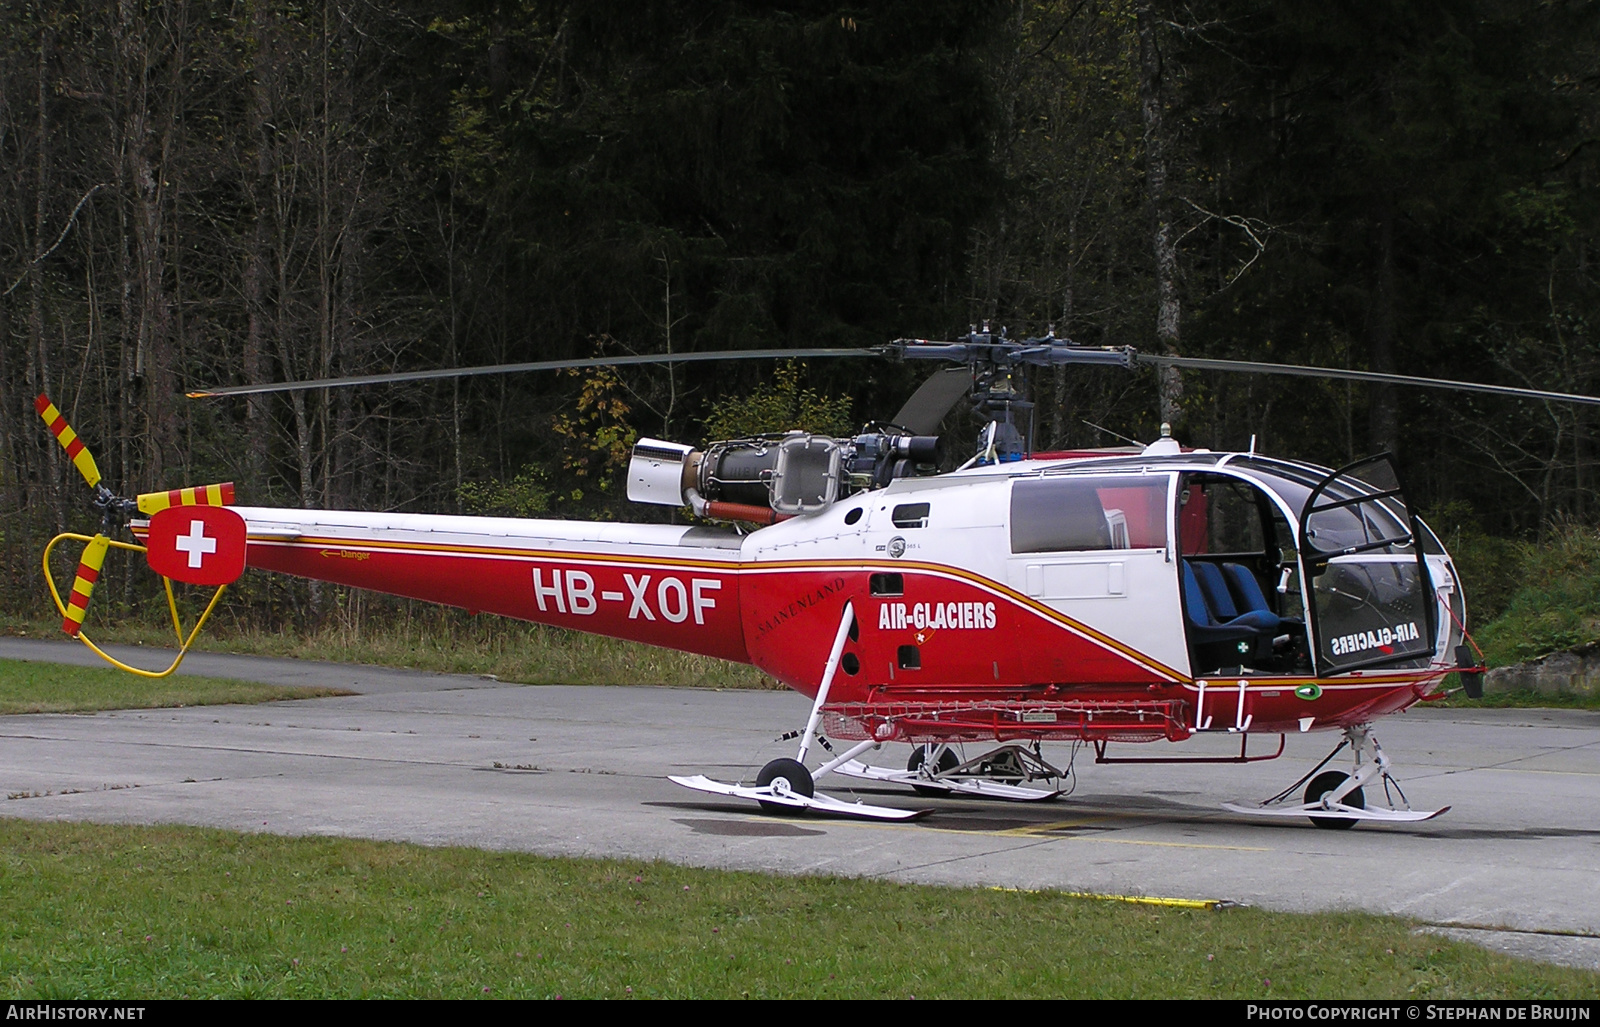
left=881, top=325, right=1135, bottom=462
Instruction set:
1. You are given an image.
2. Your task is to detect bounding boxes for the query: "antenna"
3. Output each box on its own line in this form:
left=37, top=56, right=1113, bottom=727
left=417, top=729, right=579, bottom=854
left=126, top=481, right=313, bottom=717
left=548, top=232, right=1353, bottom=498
left=1081, top=419, right=1142, bottom=447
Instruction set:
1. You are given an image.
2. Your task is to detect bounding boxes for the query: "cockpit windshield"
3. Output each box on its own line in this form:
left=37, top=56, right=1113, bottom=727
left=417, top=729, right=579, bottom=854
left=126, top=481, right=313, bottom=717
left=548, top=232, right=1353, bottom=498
left=1297, top=456, right=1435, bottom=674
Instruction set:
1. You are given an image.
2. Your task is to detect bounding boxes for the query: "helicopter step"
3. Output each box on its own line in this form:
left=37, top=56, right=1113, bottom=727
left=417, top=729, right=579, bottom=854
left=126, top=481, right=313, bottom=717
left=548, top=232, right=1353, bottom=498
left=831, top=760, right=1060, bottom=800
left=832, top=742, right=1064, bottom=801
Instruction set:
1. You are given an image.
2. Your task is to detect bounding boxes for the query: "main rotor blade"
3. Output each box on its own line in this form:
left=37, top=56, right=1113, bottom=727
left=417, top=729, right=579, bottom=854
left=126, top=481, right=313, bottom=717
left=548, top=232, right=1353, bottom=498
left=891, top=367, right=973, bottom=434
left=187, top=347, right=877, bottom=399
left=1136, top=353, right=1600, bottom=407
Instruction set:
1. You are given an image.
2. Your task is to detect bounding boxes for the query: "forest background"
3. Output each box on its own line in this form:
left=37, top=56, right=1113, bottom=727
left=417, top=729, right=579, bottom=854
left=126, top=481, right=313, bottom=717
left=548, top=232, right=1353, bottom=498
left=1, top=0, right=1596, bottom=636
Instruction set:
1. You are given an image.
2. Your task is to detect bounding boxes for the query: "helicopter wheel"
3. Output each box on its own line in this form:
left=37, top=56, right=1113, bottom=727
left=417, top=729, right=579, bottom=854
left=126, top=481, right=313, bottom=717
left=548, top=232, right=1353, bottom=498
left=755, top=758, right=814, bottom=815
left=1305, top=770, right=1365, bottom=830
left=907, top=745, right=959, bottom=797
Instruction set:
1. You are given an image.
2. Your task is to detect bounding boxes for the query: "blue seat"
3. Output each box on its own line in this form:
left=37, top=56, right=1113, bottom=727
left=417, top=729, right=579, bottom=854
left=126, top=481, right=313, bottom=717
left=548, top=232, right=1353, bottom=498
left=1222, top=563, right=1301, bottom=626
left=1183, top=560, right=1307, bottom=673
left=1221, top=562, right=1271, bottom=613
left=1191, top=561, right=1282, bottom=632
left=1182, top=560, right=1278, bottom=671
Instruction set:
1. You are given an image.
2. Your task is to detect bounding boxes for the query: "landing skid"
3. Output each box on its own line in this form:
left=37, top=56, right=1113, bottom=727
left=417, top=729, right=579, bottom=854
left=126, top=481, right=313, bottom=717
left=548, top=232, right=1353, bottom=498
left=1221, top=800, right=1449, bottom=824
left=668, top=774, right=930, bottom=821
left=831, top=759, right=1061, bottom=801
left=1229, top=722, right=1449, bottom=829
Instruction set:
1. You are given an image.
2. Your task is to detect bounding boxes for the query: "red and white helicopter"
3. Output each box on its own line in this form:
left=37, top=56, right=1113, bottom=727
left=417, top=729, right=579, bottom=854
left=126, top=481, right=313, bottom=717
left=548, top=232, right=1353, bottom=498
left=37, top=330, right=1600, bottom=828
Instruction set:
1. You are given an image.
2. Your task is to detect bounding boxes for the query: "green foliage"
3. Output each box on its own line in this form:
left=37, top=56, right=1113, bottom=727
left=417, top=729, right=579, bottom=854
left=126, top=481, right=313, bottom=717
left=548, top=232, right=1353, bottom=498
left=549, top=362, right=637, bottom=512
left=2, top=821, right=1594, bottom=998
left=1422, top=501, right=1523, bottom=623
left=701, top=363, right=854, bottom=441
left=1475, top=524, right=1600, bottom=666
left=458, top=352, right=638, bottom=520
left=457, top=466, right=553, bottom=519
left=440, top=87, right=504, bottom=199
left=1498, top=185, right=1577, bottom=253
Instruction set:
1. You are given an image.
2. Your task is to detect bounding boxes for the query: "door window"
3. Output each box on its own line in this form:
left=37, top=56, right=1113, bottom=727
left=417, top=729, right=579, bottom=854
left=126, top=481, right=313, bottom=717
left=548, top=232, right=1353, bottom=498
left=1011, top=476, right=1169, bottom=554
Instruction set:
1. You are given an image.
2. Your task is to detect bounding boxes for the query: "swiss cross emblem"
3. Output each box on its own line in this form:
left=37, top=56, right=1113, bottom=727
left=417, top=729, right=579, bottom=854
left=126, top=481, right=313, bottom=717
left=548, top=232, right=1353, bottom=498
left=146, top=505, right=248, bottom=586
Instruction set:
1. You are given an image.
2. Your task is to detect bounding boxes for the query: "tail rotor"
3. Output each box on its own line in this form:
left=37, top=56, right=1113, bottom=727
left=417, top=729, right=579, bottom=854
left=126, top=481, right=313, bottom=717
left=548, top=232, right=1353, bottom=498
left=34, top=393, right=242, bottom=675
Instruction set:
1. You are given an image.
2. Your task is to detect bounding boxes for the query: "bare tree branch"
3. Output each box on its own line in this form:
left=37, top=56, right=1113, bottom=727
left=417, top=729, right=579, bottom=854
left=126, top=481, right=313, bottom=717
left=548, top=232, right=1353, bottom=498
left=4, top=184, right=103, bottom=297
left=1178, top=196, right=1272, bottom=288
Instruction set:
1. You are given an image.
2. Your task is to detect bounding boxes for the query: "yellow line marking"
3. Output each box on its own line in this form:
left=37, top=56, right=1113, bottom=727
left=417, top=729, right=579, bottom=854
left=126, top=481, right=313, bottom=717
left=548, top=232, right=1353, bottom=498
left=1084, top=837, right=1271, bottom=851
left=817, top=817, right=1272, bottom=850
left=996, top=817, right=1107, bottom=835
left=989, top=885, right=1225, bottom=910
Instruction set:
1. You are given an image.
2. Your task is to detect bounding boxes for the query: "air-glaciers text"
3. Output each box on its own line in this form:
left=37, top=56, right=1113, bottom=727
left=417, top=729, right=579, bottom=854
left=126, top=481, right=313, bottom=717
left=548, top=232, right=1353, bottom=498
left=1329, top=621, right=1421, bottom=657
left=879, top=601, right=996, bottom=631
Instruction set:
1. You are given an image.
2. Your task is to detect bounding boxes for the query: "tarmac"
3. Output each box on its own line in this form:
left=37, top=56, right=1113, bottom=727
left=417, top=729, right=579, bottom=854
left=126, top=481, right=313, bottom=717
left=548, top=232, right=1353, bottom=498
left=2, top=637, right=1598, bottom=971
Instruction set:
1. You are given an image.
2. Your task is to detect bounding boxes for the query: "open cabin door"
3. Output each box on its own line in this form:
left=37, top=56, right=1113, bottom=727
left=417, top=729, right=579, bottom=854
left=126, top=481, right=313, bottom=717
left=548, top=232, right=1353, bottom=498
left=1298, top=455, right=1437, bottom=676
left=1176, top=471, right=1310, bottom=676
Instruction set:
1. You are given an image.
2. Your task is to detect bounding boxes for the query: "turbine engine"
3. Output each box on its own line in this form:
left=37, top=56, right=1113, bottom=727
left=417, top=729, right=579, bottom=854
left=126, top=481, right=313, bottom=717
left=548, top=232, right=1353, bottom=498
left=627, top=430, right=941, bottom=523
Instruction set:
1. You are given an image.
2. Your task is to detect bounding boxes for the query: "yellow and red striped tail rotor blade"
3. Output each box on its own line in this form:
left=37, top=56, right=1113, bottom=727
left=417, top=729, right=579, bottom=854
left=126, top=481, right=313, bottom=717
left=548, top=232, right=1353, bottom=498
left=136, top=482, right=236, bottom=516
left=61, top=533, right=110, bottom=636
left=35, top=394, right=102, bottom=489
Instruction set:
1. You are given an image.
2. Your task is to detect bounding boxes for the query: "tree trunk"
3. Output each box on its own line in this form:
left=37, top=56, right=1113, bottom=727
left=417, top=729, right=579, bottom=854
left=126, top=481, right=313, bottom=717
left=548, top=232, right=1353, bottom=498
left=1368, top=201, right=1399, bottom=458
left=1051, top=209, right=1077, bottom=448
left=121, top=0, right=177, bottom=487
left=1137, top=3, right=1182, bottom=427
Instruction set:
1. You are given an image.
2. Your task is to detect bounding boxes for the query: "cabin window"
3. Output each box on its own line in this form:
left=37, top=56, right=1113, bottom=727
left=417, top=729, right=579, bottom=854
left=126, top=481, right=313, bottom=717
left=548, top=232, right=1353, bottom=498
left=1010, top=476, right=1169, bottom=554
left=1304, top=499, right=1411, bottom=556
left=892, top=503, right=931, bottom=528
left=1179, top=477, right=1268, bottom=557
left=870, top=573, right=904, bottom=597
left=1313, top=559, right=1433, bottom=671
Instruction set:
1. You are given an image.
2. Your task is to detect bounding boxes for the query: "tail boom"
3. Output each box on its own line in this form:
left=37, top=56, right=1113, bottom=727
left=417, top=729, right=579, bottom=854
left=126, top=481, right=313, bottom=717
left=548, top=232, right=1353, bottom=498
left=153, top=507, right=752, bottom=664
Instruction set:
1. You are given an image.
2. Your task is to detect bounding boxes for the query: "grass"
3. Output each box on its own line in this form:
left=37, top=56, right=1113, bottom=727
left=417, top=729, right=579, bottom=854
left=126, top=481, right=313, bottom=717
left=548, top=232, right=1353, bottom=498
left=0, top=820, right=1594, bottom=1000
left=1474, top=525, right=1600, bottom=669
left=1430, top=685, right=1600, bottom=712
left=0, top=658, right=352, bottom=715
left=1, top=607, right=777, bottom=690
